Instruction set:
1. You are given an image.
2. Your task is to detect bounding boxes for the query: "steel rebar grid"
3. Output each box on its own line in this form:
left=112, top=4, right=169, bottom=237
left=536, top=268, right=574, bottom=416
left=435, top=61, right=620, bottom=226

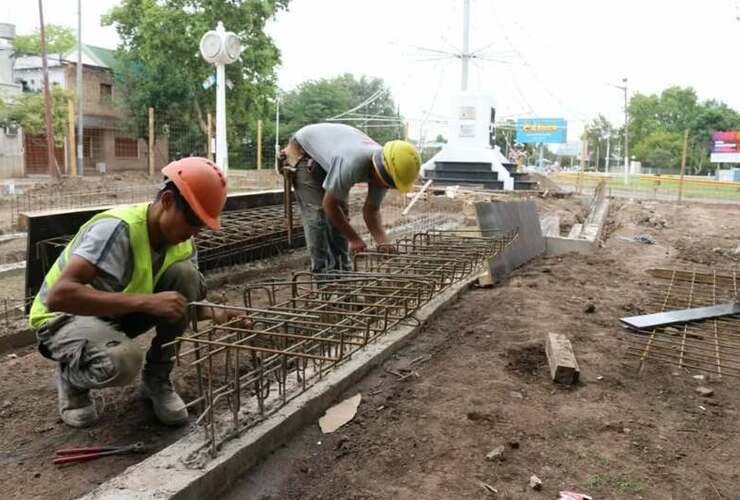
left=624, top=267, right=740, bottom=378
left=33, top=204, right=306, bottom=276
left=166, top=230, right=516, bottom=457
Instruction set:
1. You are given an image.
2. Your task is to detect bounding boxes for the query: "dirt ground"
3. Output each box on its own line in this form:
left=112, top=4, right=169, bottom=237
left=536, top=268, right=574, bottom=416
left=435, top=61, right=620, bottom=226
left=221, top=197, right=740, bottom=500
left=0, top=252, right=309, bottom=500
left=2, top=193, right=740, bottom=499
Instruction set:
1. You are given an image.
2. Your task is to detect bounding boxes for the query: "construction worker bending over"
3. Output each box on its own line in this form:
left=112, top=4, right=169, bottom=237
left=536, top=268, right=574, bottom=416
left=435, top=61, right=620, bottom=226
left=29, top=157, right=239, bottom=428
left=279, top=123, right=421, bottom=273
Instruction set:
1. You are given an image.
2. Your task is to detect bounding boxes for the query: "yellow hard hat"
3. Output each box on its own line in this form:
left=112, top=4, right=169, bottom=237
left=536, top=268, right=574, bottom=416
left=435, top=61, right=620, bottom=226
left=377, top=140, right=420, bottom=193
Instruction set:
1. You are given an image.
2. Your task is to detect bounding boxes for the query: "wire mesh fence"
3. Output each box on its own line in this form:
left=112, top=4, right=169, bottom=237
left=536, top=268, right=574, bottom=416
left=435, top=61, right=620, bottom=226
left=551, top=172, right=740, bottom=204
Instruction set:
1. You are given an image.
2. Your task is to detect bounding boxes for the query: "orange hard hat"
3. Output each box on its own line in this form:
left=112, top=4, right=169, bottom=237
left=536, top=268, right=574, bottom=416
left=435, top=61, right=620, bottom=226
left=161, top=157, right=227, bottom=230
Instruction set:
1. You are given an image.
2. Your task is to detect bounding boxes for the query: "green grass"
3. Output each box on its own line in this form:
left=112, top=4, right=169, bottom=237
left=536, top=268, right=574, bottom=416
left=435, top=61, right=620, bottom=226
left=586, top=472, right=644, bottom=495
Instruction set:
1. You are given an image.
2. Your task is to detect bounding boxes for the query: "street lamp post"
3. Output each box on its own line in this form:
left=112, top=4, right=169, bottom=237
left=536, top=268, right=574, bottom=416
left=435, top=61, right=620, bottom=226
left=611, top=78, right=629, bottom=185
left=199, top=22, right=240, bottom=176
left=622, top=78, right=629, bottom=185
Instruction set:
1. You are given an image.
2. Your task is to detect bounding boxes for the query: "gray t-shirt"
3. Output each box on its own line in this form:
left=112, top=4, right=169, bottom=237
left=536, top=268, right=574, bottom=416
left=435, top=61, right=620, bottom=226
left=37, top=216, right=197, bottom=304
left=294, top=123, right=387, bottom=207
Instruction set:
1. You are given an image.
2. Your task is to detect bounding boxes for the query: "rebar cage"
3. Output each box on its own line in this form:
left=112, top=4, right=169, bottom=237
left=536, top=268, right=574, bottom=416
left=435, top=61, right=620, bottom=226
left=167, top=229, right=516, bottom=458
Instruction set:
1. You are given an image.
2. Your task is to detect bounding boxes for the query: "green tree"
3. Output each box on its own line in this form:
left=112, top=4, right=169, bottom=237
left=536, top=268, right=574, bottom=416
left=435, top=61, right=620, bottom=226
left=632, top=130, right=683, bottom=169
left=584, top=114, right=618, bottom=171
left=627, top=86, right=740, bottom=173
left=13, top=25, right=76, bottom=56
left=494, top=119, right=538, bottom=164
left=102, top=0, right=289, bottom=164
left=278, top=73, right=403, bottom=145
left=0, top=86, right=70, bottom=145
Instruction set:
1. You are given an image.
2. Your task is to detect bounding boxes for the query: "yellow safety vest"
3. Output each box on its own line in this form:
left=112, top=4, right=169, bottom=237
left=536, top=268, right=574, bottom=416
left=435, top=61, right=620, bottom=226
left=29, top=203, right=193, bottom=329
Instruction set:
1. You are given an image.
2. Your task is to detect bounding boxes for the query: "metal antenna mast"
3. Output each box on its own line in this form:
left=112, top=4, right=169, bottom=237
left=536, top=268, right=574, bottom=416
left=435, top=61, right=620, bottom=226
left=461, top=0, right=470, bottom=91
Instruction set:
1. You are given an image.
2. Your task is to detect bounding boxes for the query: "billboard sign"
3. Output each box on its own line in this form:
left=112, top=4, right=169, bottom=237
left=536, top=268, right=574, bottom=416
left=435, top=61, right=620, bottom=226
left=710, top=131, right=740, bottom=163
left=516, top=118, right=567, bottom=144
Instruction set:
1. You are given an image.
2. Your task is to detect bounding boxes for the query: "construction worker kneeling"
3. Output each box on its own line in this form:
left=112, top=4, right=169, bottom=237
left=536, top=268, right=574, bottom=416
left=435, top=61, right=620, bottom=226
left=29, top=157, right=243, bottom=428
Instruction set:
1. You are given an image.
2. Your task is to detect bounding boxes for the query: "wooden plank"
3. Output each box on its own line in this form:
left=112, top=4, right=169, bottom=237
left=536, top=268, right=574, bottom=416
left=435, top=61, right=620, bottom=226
left=545, top=332, right=580, bottom=385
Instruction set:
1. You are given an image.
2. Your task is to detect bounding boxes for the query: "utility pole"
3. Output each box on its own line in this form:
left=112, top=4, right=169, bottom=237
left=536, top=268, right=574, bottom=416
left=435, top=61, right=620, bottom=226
left=207, top=112, right=213, bottom=161
left=274, top=94, right=280, bottom=171
left=621, top=78, right=629, bottom=185
left=461, top=0, right=470, bottom=91
left=39, top=0, right=59, bottom=178
left=67, top=97, right=76, bottom=175
left=538, top=143, right=544, bottom=170
left=76, top=0, right=83, bottom=176
left=678, top=129, right=689, bottom=203
left=256, top=119, right=262, bottom=170
left=605, top=136, right=610, bottom=175
left=148, top=107, right=154, bottom=176
left=611, top=78, right=629, bottom=184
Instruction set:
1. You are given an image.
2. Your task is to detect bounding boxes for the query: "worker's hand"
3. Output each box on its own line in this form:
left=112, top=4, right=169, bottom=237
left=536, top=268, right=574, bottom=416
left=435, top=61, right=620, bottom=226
left=148, top=291, right=187, bottom=323
left=211, top=307, right=253, bottom=330
left=349, top=238, right=368, bottom=255
left=277, top=151, right=289, bottom=174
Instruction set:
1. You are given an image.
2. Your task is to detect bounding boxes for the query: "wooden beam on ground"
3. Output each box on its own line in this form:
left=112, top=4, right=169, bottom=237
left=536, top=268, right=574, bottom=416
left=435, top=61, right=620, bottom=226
left=545, top=332, right=580, bottom=385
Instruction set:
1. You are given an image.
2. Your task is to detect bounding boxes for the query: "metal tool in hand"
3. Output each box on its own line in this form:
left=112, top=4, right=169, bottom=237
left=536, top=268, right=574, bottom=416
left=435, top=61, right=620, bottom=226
left=278, top=149, right=299, bottom=247
left=282, top=165, right=296, bottom=246
left=53, top=441, right=146, bottom=465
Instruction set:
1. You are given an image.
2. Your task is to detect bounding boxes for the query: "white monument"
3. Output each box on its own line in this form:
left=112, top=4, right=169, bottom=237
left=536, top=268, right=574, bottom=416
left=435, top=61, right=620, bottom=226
left=419, top=1, right=515, bottom=190
left=422, top=93, right=514, bottom=190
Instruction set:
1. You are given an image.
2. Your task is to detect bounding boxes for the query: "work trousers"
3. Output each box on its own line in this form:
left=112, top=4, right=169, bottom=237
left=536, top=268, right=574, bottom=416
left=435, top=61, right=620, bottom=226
left=292, top=157, right=352, bottom=273
left=36, top=261, right=206, bottom=390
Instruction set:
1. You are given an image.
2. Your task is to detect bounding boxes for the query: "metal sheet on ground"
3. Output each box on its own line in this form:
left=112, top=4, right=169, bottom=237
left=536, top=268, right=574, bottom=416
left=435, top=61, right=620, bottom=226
left=620, top=303, right=740, bottom=329
left=475, top=200, right=545, bottom=282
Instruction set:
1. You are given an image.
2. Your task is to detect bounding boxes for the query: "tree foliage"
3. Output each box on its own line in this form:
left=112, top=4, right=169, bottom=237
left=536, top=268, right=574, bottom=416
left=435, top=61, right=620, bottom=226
left=583, top=114, right=619, bottom=170
left=0, top=87, right=70, bottom=145
left=13, top=25, right=76, bottom=56
left=278, top=73, right=403, bottom=145
left=102, top=0, right=289, bottom=160
left=493, top=119, right=540, bottom=164
left=626, top=86, right=740, bottom=173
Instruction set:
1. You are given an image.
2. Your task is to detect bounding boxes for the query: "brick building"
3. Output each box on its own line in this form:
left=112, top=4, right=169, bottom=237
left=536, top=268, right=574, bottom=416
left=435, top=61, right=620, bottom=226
left=12, top=43, right=168, bottom=176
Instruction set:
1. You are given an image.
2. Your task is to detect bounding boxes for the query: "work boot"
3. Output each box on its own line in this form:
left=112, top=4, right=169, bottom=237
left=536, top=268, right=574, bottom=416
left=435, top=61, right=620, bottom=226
left=141, top=367, right=188, bottom=426
left=56, top=368, right=98, bottom=428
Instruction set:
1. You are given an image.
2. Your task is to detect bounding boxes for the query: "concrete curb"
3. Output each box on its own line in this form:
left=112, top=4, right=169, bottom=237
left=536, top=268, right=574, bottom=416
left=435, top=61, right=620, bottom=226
left=80, top=274, right=478, bottom=500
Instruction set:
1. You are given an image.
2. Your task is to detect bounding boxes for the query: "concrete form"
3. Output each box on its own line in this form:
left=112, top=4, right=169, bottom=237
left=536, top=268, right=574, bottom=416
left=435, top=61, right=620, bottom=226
left=542, top=183, right=610, bottom=256
left=475, top=200, right=545, bottom=282
left=81, top=273, right=480, bottom=500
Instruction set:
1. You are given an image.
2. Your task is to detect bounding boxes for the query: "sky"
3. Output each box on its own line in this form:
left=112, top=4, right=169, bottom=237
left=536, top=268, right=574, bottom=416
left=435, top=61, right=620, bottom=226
left=5, top=0, right=740, bottom=142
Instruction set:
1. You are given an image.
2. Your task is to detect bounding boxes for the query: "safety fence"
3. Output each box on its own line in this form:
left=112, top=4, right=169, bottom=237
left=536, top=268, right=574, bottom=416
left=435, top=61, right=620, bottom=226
left=0, top=102, right=281, bottom=181
left=165, top=229, right=516, bottom=458
left=551, top=172, right=740, bottom=204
